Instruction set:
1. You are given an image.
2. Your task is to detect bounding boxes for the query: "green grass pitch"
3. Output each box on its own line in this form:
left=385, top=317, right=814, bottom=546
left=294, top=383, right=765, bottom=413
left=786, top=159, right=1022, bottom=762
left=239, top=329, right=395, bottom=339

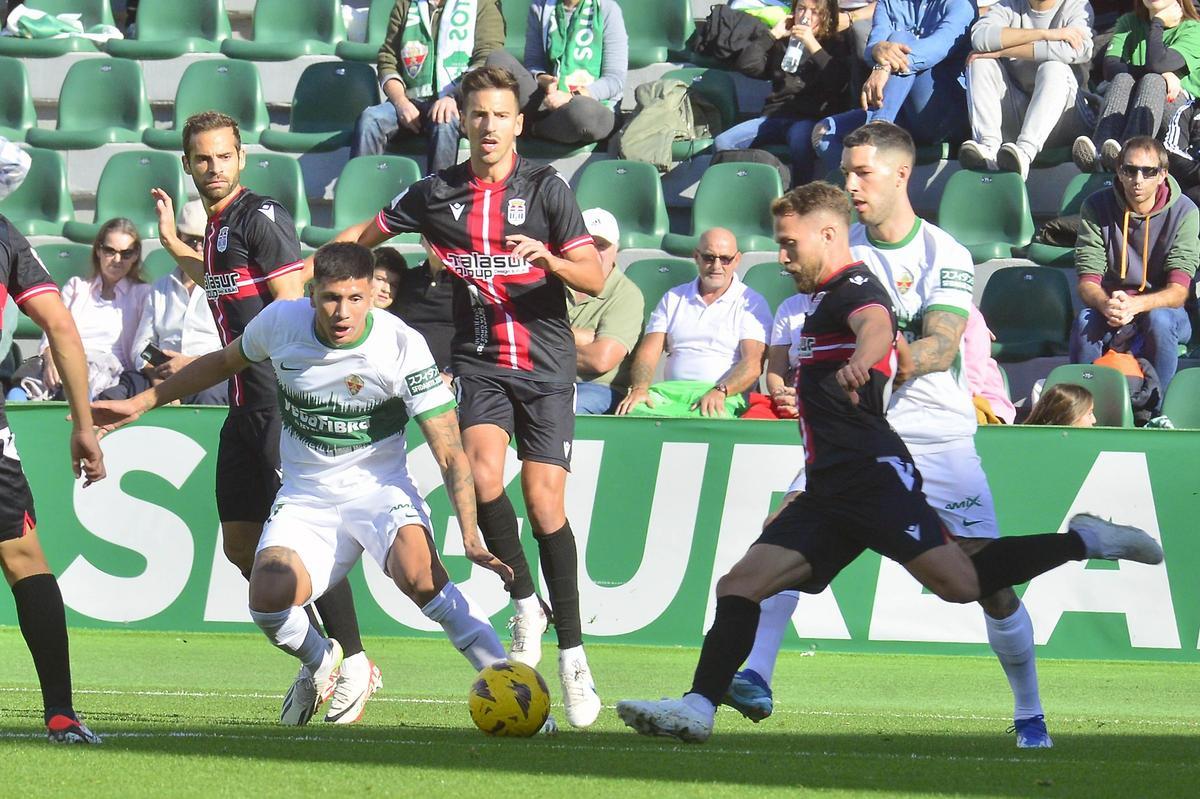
left=0, top=628, right=1197, bottom=798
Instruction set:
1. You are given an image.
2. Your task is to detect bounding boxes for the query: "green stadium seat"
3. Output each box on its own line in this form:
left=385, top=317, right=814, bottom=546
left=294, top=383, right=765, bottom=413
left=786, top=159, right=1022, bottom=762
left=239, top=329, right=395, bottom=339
left=978, top=265, right=1073, bottom=362
left=25, top=58, right=151, bottom=150
left=336, top=0, right=395, bottom=62
left=623, top=257, right=694, bottom=325
left=238, top=153, right=312, bottom=234
left=574, top=160, right=668, bottom=250
left=617, top=0, right=694, bottom=68
left=13, top=243, right=91, bottom=337
left=0, top=147, right=74, bottom=236
left=937, top=170, right=1035, bottom=263
left=0, top=57, right=36, bottom=142
left=661, top=68, right=737, bottom=160
left=502, top=0, right=533, bottom=59
left=143, top=59, right=269, bottom=149
left=1161, top=367, right=1200, bottom=428
left=1042, top=363, right=1134, bottom=428
left=302, top=155, right=423, bottom=247
left=62, top=150, right=187, bottom=243
left=0, top=0, right=115, bottom=56
left=1022, top=173, right=1115, bottom=268
left=662, top=163, right=783, bottom=256
left=741, top=261, right=795, bottom=314
left=259, top=61, right=379, bottom=153
left=220, top=0, right=346, bottom=60
left=141, top=248, right=178, bottom=283
left=105, top=0, right=231, bottom=59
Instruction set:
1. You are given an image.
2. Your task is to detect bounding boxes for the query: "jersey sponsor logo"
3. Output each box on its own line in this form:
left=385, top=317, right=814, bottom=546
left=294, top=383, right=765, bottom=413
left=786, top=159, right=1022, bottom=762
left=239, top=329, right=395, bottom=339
left=939, top=268, right=973, bottom=293
left=404, top=365, right=441, bottom=396
left=944, top=495, right=983, bottom=511
left=204, top=271, right=240, bottom=300
left=216, top=226, right=229, bottom=253
left=450, top=202, right=466, bottom=220
left=257, top=203, right=276, bottom=223
left=895, top=268, right=914, bottom=294
left=507, top=198, right=526, bottom=226
left=797, top=335, right=815, bottom=360
left=345, top=374, right=365, bottom=396
left=445, top=251, right=531, bottom=279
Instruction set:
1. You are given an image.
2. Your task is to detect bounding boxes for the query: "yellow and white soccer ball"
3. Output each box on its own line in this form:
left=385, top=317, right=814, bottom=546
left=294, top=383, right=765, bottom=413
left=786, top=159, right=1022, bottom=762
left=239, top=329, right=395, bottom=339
left=468, top=660, right=551, bottom=737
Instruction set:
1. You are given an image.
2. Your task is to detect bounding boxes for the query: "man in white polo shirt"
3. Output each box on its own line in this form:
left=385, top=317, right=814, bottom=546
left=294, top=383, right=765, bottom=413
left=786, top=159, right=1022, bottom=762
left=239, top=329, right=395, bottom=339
left=616, top=227, right=772, bottom=418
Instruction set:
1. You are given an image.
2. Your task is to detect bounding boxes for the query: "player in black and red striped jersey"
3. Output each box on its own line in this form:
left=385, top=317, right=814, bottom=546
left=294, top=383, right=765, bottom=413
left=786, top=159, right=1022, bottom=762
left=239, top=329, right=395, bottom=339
left=150, top=112, right=377, bottom=726
left=616, top=183, right=1165, bottom=744
left=0, top=213, right=105, bottom=743
left=329, top=66, right=606, bottom=728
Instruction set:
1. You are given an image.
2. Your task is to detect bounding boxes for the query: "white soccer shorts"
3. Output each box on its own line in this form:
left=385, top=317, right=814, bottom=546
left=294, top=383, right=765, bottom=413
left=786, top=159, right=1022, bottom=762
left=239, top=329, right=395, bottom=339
left=257, top=483, right=432, bottom=602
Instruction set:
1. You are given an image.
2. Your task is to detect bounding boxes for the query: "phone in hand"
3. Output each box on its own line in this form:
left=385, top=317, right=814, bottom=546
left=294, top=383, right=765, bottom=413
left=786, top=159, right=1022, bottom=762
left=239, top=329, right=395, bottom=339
left=140, top=343, right=171, bottom=368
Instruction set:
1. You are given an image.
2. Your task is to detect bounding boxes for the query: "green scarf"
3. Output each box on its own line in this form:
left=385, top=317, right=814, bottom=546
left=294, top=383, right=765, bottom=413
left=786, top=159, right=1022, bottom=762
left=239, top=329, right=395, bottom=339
left=543, top=0, right=605, bottom=96
left=398, top=0, right=477, bottom=100
left=1109, top=14, right=1200, bottom=98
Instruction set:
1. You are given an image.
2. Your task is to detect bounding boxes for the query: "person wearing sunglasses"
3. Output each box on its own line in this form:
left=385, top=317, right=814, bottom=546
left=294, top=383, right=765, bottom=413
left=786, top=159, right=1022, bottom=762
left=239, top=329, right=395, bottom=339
left=1071, top=135, right=1198, bottom=403
left=38, top=217, right=150, bottom=400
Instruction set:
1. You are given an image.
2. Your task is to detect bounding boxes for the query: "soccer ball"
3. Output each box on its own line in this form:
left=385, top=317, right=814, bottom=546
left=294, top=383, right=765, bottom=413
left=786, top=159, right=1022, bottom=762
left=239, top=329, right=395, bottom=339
left=468, top=660, right=550, bottom=737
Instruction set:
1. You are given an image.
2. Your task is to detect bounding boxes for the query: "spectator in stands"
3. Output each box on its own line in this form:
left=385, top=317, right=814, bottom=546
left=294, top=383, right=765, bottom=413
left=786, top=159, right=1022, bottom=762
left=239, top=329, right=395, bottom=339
left=839, top=2, right=879, bottom=66
left=391, top=239, right=455, bottom=373
left=114, top=201, right=226, bottom=405
left=39, top=218, right=150, bottom=399
left=1025, top=382, right=1097, bottom=425
left=372, top=247, right=406, bottom=311
left=964, top=304, right=1017, bottom=424
left=813, top=0, right=974, bottom=173
left=1073, top=0, right=1200, bottom=172
left=763, top=288, right=813, bottom=419
left=959, top=0, right=1094, bottom=181
left=351, top=0, right=505, bottom=172
left=569, top=208, right=644, bottom=414
left=486, top=0, right=628, bottom=145
left=616, top=228, right=772, bottom=418
left=1070, top=136, right=1197, bottom=393
left=714, top=0, right=856, bottom=186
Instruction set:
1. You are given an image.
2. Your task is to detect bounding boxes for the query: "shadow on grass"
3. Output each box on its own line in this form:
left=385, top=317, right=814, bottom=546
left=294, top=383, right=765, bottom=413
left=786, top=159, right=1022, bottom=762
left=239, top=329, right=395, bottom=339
left=24, top=721, right=1197, bottom=796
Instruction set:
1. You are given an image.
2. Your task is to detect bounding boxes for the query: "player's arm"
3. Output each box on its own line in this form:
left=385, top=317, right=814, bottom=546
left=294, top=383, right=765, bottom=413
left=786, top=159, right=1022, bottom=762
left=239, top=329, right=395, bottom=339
left=265, top=268, right=305, bottom=300
left=90, top=340, right=251, bottom=433
left=765, top=344, right=797, bottom=417
left=508, top=235, right=604, bottom=295
left=151, top=188, right=205, bottom=284
left=837, top=305, right=894, bottom=402
left=22, top=291, right=105, bottom=485
left=416, top=407, right=514, bottom=584
left=615, top=331, right=666, bottom=415
left=905, top=309, right=967, bottom=378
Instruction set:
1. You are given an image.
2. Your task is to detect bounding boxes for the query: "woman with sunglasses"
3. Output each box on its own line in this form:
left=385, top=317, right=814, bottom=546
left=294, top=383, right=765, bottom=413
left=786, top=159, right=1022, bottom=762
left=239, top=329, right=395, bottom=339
left=38, top=218, right=150, bottom=399
left=1073, top=0, right=1200, bottom=172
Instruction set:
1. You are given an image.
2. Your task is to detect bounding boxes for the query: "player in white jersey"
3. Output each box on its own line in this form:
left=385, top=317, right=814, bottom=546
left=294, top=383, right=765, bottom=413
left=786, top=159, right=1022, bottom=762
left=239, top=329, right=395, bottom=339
left=724, top=122, right=1053, bottom=749
left=91, top=243, right=514, bottom=726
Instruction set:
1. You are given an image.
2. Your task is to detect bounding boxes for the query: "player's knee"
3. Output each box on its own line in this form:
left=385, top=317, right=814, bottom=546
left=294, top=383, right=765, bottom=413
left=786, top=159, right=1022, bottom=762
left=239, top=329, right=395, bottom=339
left=929, top=574, right=979, bottom=604
left=248, top=550, right=300, bottom=612
left=978, top=585, right=1019, bottom=618
left=715, top=570, right=759, bottom=601
left=392, top=568, right=438, bottom=606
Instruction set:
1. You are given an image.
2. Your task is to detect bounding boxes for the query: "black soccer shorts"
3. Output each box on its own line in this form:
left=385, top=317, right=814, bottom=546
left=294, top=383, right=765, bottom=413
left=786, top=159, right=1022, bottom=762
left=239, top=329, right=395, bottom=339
left=455, top=373, right=575, bottom=470
left=0, top=428, right=35, bottom=542
left=215, top=408, right=282, bottom=523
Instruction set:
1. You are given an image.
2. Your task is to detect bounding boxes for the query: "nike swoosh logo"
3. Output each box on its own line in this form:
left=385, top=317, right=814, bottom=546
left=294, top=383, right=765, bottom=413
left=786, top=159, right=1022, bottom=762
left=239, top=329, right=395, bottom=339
left=280, top=364, right=302, bottom=371
left=962, top=520, right=984, bottom=527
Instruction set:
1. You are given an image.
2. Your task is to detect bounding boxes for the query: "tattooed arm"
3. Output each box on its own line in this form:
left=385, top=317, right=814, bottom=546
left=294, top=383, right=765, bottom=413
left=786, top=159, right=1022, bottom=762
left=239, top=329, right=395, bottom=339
left=905, top=309, right=967, bottom=379
left=417, top=408, right=513, bottom=583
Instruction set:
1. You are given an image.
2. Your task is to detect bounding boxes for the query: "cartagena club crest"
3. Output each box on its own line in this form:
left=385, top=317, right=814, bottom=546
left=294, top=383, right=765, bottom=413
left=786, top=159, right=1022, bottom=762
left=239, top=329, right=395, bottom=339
left=507, top=198, right=526, bottom=226
left=345, top=374, right=365, bottom=396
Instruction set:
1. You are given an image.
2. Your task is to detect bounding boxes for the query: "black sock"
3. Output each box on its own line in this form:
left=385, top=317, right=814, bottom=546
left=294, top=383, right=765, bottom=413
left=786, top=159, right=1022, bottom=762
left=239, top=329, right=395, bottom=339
left=12, top=574, right=73, bottom=723
left=689, top=595, right=760, bottom=706
left=971, top=532, right=1087, bottom=598
left=314, top=579, right=364, bottom=657
left=478, top=493, right=535, bottom=600
left=536, top=522, right=581, bottom=649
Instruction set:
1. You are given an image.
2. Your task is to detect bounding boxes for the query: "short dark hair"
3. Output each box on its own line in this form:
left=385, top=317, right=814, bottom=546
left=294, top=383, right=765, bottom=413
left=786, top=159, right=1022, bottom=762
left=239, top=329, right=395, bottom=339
left=1120, top=135, right=1169, bottom=170
left=461, top=66, right=521, bottom=105
left=771, top=181, right=852, bottom=227
left=314, top=242, right=375, bottom=285
left=182, top=110, right=241, bottom=157
left=842, top=120, right=916, bottom=165
left=372, top=246, right=408, bottom=278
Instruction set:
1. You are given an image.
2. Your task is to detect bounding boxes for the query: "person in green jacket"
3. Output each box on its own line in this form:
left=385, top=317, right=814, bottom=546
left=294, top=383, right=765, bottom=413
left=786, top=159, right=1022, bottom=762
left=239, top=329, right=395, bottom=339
left=1073, top=0, right=1200, bottom=172
left=351, top=0, right=505, bottom=173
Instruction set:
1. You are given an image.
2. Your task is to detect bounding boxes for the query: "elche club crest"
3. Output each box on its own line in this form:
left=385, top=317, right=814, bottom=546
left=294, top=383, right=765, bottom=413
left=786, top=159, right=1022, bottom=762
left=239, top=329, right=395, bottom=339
left=895, top=268, right=914, bottom=294
left=401, top=40, right=428, bottom=79
left=507, top=198, right=526, bottom=226
left=345, top=374, right=365, bottom=396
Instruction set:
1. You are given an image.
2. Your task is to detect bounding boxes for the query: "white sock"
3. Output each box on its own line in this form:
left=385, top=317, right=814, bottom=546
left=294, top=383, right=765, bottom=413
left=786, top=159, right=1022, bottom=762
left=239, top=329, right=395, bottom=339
left=682, top=692, right=716, bottom=721
left=422, top=582, right=506, bottom=671
left=984, top=601, right=1043, bottom=720
left=742, top=590, right=799, bottom=685
left=249, top=605, right=329, bottom=672
left=513, top=594, right=542, bottom=618
left=558, top=645, right=587, bottom=668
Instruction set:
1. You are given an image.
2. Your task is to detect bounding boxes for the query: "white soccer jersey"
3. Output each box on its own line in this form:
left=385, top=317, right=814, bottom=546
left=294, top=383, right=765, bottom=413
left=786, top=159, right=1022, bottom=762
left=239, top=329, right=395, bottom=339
left=239, top=300, right=456, bottom=501
left=770, top=292, right=816, bottom=370
left=850, top=219, right=977, bottom=450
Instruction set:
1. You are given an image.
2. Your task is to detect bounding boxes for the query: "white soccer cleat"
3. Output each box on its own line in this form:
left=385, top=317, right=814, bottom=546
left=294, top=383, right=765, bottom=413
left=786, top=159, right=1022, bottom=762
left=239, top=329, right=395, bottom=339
left=280, top=638, right=343, bottom=726
left=559, top=655, right=602, bottom=728
left=1069, top=513, right=1164, bottom=564
left=324, top=652, right=383, bottom=724
left=616, top=698, right=713, bottom=743
left=507, top=606, right=548, bottom=667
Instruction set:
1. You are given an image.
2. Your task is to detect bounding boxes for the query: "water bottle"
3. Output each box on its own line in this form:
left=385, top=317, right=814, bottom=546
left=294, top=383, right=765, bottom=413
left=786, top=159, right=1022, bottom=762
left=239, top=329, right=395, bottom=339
left=780, top=36, right=805, bottom=73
